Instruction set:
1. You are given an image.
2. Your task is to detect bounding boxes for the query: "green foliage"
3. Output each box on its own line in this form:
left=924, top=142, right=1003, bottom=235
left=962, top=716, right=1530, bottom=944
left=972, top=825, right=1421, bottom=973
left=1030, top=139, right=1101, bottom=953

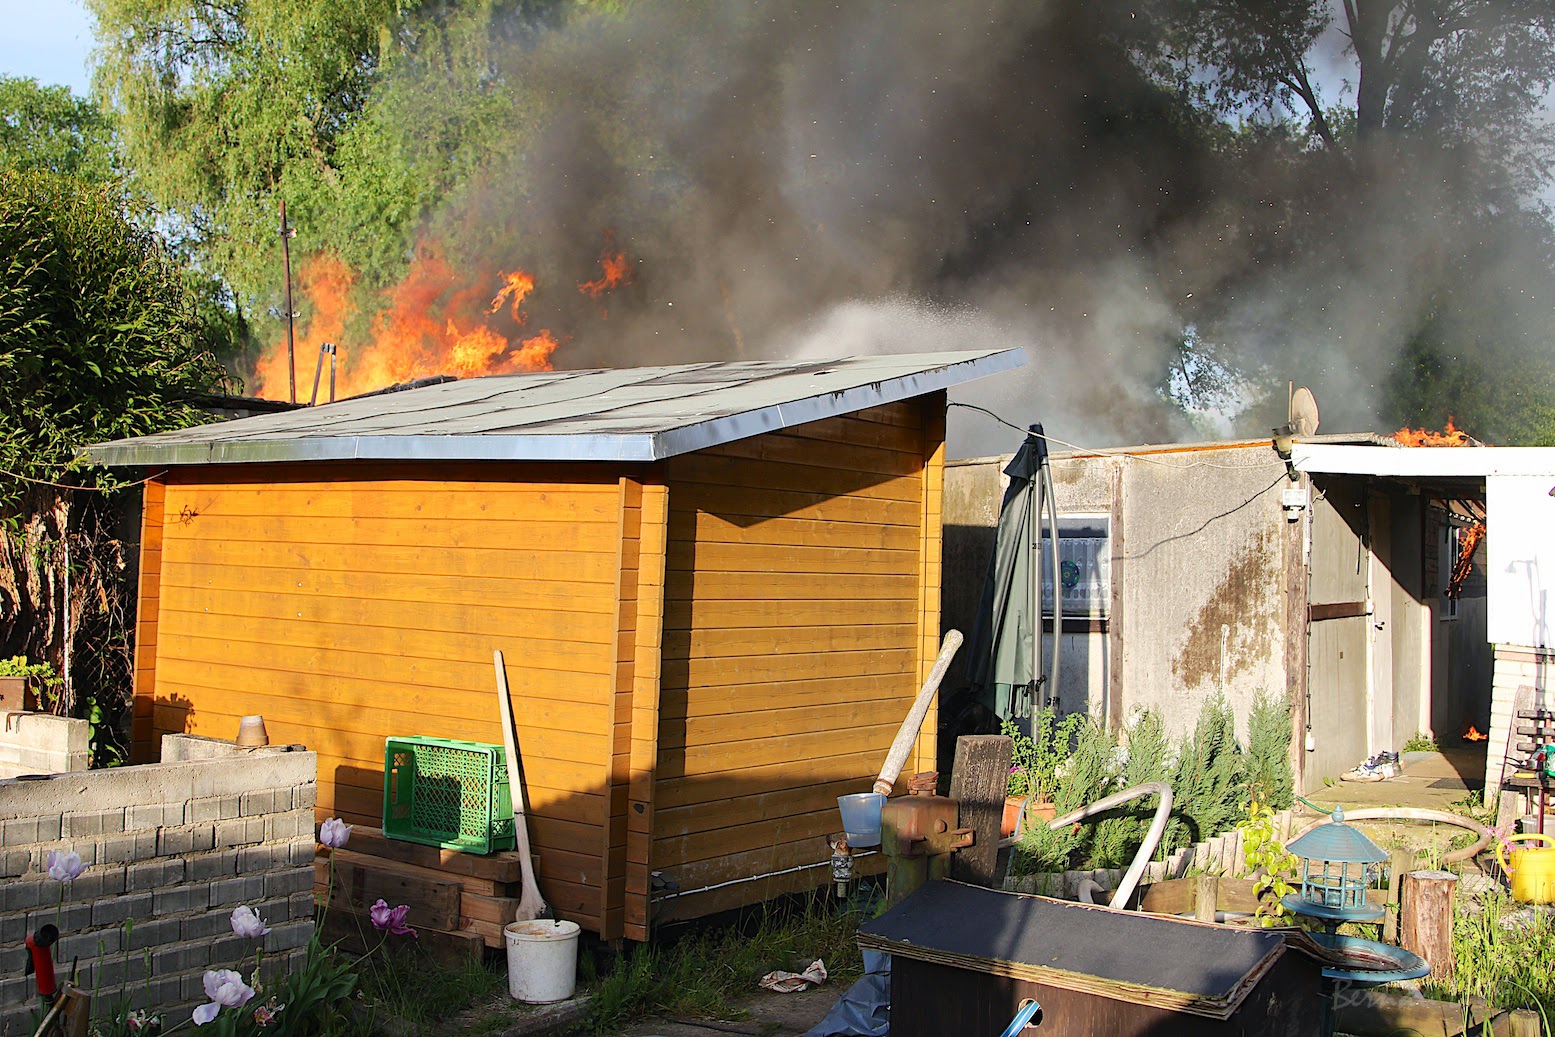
left=1424, top=891, right=1555, bottom=1018
left=0, top=656, right=62, bottom=709
left=1003, top=709, right=1065, bottom=801
left=0, top=76, right=116, bottom=181
left=1244, top=690, right=1294, bottom=810
left=1403, top=731, right=1442, bottom=754
left=1239, top=798, right=1299, bottom=925
left=0, top=169, right=225, bottom=507
left=585, top=895, right=864, bottom=1033
left=1168, top=695, right=1244, bottom=852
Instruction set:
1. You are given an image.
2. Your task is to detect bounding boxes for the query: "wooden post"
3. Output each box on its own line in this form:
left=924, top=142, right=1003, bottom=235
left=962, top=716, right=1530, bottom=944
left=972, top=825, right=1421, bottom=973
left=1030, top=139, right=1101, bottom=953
left=1195, top=874, right=1220, bottom=923
left=1400, top=870, right=1457, bottom=985
left=1507, top=1009, right=1543, bottom=1037
left=1384, top=847, right=1411, bottom=943
left=949, top=735, right=1012, bottom=887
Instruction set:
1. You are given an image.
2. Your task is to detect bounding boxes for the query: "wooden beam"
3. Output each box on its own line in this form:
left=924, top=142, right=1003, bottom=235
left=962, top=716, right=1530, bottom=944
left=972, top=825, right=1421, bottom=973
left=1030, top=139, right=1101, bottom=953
left=949, top=735, right=1012, bottom=887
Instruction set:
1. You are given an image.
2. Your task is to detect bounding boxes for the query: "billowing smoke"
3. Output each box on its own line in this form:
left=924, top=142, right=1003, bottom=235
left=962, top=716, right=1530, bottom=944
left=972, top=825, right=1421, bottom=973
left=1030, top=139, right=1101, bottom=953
left=318, top=0, right=1555, bottom=455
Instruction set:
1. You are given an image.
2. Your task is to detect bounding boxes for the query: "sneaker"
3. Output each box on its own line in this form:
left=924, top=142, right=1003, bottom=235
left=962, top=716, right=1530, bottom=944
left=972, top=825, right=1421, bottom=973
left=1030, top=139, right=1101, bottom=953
left=1342, top=763, right=1385, bottom=782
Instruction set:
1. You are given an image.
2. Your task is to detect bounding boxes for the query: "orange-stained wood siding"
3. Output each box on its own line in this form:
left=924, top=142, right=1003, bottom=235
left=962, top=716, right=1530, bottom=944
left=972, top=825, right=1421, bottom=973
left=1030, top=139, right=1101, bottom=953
left=652, top=397, right=941, bottom=922
left=146, top=461, right=623, bottom=932
left=132, top=478, right=166, bottom=763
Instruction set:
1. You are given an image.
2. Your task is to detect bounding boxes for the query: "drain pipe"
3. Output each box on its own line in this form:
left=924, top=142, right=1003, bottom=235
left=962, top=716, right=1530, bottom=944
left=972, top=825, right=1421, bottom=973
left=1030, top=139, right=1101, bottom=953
left=1048, top=781, right=1173, bottom=911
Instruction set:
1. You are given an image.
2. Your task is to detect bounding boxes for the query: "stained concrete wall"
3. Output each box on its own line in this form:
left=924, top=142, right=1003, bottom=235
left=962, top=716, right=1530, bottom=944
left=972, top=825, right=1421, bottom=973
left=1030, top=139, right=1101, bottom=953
left=944, top=443, right=1293, bottom=741
left=0, top=712, right=90, bottom=778
left=0, top=736, right=316, bottom=1034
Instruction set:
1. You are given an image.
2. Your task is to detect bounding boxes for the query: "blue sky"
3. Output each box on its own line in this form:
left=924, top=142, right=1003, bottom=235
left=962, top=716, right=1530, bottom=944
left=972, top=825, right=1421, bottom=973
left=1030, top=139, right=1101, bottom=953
left=0, top=2, right=95, bottom=94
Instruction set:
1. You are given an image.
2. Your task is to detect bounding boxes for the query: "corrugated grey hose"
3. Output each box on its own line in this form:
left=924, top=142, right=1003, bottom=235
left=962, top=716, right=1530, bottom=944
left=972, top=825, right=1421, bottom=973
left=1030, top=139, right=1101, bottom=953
left=1048, top=781, right=1174, bottom=910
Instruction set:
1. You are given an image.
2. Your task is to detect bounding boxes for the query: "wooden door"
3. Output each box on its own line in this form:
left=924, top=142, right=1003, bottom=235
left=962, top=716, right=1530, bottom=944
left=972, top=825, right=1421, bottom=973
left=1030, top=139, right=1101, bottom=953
left=1305, top=477, right=1373, bottom=783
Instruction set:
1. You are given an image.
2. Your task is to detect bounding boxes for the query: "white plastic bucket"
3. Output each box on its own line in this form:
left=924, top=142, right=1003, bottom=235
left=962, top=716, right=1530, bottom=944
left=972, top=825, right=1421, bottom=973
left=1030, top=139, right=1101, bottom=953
left=504, top=919, right=581, bottom=1003
left=837, top=792, right=886, bottom=848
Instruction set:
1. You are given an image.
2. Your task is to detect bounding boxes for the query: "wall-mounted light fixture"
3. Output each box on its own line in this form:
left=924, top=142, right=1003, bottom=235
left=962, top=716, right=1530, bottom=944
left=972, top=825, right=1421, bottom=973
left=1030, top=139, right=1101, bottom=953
left=1272, top=423, right=1300, bottom=482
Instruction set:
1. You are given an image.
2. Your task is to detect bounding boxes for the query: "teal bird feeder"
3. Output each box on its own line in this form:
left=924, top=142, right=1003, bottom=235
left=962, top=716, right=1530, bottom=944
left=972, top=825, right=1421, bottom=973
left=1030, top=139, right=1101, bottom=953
left=1281, top=809, right=1388, bottom=926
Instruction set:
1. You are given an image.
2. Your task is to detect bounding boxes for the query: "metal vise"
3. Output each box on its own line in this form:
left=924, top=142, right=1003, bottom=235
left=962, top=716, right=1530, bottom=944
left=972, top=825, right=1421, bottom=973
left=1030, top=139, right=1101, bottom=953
left=881, top=772, right=974, bottom=908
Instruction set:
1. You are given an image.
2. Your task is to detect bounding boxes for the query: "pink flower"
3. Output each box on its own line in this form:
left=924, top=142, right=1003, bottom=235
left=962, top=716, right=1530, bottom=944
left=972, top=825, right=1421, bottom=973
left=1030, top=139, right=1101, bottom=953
left=193, top=969, right=256, bottom=1024
left=252, top=1001, right=285, bottom=1026
left=230, top=905, right=270, bottom=939
left=46, top=849, right=86, bottom=883
left=318, top=817, right=352, bottom=848
left=369, top=898, right=418, bottom=937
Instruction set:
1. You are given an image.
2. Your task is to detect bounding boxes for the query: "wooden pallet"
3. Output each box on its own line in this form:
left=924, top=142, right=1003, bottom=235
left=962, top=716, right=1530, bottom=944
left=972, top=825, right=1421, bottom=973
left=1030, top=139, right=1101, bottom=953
left=315, top=826, right=533, bottom=951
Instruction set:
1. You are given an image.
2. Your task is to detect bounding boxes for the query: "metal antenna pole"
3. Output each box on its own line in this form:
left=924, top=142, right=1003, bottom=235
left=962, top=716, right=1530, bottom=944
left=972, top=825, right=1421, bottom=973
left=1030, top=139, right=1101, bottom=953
left=279, top=200, right=297, bottom=404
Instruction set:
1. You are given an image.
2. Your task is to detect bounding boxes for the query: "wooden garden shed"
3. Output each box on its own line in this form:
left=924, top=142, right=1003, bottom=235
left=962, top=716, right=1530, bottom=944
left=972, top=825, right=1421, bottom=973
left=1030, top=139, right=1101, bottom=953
left=88, top=349, right=1021, bottom=941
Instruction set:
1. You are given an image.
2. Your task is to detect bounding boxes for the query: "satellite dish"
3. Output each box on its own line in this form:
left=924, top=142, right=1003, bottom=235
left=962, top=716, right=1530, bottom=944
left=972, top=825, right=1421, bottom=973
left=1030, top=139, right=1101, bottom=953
left=1290, top=386, right=1320, bottom=437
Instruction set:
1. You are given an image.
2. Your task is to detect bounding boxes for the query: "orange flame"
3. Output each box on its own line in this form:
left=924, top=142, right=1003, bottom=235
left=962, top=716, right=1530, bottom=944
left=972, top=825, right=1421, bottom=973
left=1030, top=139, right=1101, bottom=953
left=488, top=269, right=536, bottom=322
left=1462, top=725, right=1487, bottom=742
left=579, top=248, right=633, bottom=298
left=1394, top=417, right=1471, bottom=447
left=250, top=240, right=592, bottom=401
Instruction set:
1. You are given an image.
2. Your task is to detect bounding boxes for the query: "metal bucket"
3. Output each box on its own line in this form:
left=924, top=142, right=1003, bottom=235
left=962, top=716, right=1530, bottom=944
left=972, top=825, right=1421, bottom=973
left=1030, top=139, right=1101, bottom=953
left=1497, top=833, right=1555, bottom=904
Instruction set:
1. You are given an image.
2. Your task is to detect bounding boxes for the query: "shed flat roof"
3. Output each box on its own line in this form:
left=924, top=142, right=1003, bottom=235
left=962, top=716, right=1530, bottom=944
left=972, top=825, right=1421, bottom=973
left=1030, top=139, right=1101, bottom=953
left=86, top=349, right=1023, bottom=466
left=1295, top=443, right=1555, bottom=477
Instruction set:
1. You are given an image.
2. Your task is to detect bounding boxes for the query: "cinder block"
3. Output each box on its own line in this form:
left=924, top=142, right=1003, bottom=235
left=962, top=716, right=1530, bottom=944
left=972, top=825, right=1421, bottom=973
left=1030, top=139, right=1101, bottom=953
left=153, top=883, right=208, bottom=916
left=30, top=839, right=96, bottom=871
left=92, top=891, right=152, bottom=928
left=287, top=838, right=315, bottom=867
left=0, top=849, right=29, bottom=878
left=0, top=876, right=50, bottom=912
left=186, top=848, right=240, bottom=882
left=293, top=783, right=318, bottom=810
left=237, top=843, right=291, bottom=874
left=157, top=823, right=216, bottom=857
left=239, top=789, right=280, bottom=817
left=153, top=942, right=213, bottom=977
left=207, top=933, right=255, bottom=968
left=64, top=808, right=125, bottom=838
left=0, top=973, right=37, bottom=1008
left=213, top=816, right=264, bottom=848
left=208, top=874, right=264, bottom=908
left=181, top=908, right=236, bottom=942
left=94, top=949, right=152, bottom=989
left=265, top=807, right=312, bottom=842
left=266, top=918, right=314, bottom=952
left=0, top=909, right=28, bottom=947
left=123, top=915, right=181, bottom=951
left=262, top=865, right=313, bottom=900
left=35, top=814, right=61, bottom=843
left=288, top=890, right=316, bottom=921
left=96, top=829, right=159, bottom=864
left=188, top=796, right=222, bottom=824
left=57, top=925, right=121, bottom=962
left=71, top=864, right=128, bottom=900
left=127, top=857, right=186, bottom=891
left=127, top=802, right=185, bottom=831
left=27, top=901, right=92, bottom=934
left=1, top=816, right=41, bottom=845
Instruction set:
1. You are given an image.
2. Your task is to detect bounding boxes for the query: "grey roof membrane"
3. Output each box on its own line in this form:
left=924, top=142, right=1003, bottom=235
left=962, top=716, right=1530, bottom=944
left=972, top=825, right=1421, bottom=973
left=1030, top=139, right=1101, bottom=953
left=86, top=349, right=1024, bottom=466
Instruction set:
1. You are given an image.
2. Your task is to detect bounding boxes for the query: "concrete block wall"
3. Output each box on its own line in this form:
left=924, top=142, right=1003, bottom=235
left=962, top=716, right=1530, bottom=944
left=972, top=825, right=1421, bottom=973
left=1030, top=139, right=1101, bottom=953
left=0, top=737, right=317, bottom=1035
left=0, top=712, right=90, bottom=779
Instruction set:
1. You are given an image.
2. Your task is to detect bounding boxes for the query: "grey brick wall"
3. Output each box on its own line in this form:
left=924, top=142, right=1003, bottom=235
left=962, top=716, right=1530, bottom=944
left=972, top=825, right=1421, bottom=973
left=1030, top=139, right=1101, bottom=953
left=0, top=738, right=317, bottom=1035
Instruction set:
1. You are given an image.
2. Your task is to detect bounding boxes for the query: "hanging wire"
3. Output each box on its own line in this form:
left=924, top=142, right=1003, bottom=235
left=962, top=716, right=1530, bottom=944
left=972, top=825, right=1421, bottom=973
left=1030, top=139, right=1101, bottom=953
left=0, top=467, right=169, bottom=492
left=949, top=401, right=1285, bottom=471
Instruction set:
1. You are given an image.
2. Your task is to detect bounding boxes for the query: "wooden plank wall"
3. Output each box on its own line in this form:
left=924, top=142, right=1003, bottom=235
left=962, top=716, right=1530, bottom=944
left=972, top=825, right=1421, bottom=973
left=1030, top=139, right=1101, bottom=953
left=651, top=395, right=940, bottom=921
left=144, top=461, right=621, bottom=931
left=131, top=477, right=166, bottom=763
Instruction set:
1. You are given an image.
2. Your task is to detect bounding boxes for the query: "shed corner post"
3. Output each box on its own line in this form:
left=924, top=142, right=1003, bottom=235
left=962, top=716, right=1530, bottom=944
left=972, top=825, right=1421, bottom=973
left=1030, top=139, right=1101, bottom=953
left=915, top=393, right=947, bottom=776
left=132, top=473, right=168, bottom=764
left=1285, top=471, right=1311, bottom=795
left=612, top=472, right=668, bottom=943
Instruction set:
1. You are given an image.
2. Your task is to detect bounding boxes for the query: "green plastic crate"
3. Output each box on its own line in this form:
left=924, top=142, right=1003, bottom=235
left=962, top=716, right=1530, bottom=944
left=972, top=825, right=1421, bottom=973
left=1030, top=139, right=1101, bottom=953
left=383, top=737, right=517, bottom=855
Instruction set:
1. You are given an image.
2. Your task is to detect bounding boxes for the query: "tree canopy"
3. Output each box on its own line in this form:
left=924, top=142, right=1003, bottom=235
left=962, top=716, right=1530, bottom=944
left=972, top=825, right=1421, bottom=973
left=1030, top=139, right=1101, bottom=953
left=0, top=76, right=116, bottom=180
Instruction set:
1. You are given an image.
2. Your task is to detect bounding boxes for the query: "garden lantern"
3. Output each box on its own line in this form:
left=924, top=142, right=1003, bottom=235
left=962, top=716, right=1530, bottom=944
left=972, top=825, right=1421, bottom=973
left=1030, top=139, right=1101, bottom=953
left=1282, top=808, right=1388, bottom=927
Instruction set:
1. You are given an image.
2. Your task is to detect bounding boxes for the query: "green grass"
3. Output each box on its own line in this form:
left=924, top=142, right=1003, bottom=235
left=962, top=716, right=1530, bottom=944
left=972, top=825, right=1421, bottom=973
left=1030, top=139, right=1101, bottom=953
left=581, top=892, right=864, bottom=1034
left=1419, top=891, right=1555, bottom=1022
left=352, top=941, right=508, bottom=1033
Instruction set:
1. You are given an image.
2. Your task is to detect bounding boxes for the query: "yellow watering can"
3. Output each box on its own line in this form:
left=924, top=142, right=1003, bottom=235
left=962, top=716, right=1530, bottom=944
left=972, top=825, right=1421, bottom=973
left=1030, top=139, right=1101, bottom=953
left=1496, top=833, right=1555, bottom=904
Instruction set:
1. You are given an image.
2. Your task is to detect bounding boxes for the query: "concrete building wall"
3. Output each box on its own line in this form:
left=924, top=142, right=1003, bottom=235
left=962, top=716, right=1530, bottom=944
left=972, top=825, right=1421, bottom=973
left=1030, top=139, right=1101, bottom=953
left=943, top=443, right=1292, bottom=741
left=0, top=737, right=316, bottom=1034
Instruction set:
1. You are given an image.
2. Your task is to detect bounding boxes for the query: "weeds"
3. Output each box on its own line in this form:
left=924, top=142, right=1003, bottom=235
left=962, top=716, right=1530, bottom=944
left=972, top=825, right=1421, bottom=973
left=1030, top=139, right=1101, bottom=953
left=1403, top=731, right=1442, bottom=754
left=355, top=943, right=506, bottom=1031
left=583, top=894, right=863, bottom=1033
left=1420, top=892, right=1555, bottom=1020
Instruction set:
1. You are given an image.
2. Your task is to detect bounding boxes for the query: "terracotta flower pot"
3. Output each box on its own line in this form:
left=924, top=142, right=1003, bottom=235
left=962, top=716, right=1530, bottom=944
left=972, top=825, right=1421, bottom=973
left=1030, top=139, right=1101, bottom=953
left=1002, top=796, right=1057, bottom=837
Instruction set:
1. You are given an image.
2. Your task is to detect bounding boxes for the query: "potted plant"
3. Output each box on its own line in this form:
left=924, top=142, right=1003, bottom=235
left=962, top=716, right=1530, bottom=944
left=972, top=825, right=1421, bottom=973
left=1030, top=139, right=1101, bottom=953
left=1002, top=717, right=1058, bottom=837
left=0, top=656, right=56, bottom=712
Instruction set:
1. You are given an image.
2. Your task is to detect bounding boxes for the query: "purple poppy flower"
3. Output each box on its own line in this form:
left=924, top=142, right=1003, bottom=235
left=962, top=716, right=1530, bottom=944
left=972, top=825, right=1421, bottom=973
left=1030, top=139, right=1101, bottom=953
left=369, top=898, right=417, bottom=937
left=45, top=849, right=86, bottom=883
left=230, top=905, right=270, bottom=939
left=318, top=817, right=352, bottom=848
